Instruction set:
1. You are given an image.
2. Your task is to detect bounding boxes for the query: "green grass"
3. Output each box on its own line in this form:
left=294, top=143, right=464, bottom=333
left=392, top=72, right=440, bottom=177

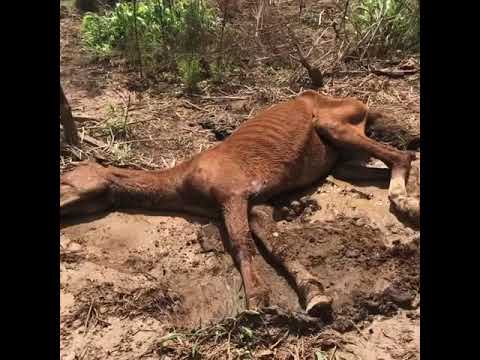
left=81, top=1, right=216, bottom=63
left=349, top=0, right=420, bottom=57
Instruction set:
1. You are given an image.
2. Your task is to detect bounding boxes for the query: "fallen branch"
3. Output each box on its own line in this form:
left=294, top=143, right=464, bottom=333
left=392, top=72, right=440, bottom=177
left=73, top=116, right=100, bottom=123
left=82, top=134, right=108, bottom=148
left=287, top=26, right=324, bottom=87
left=370, top=67, right=419, bottom=78
left=182, top=99, right=210, bottom=112
left=196, top=95, right=251, bottom=101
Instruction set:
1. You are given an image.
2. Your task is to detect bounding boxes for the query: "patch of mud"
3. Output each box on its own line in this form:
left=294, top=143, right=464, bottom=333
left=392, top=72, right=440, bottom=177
left=264, top=217, right=419, bottom=331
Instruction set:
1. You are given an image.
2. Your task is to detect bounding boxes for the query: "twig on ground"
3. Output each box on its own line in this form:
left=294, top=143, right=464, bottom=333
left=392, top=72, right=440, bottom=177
left=182, top=99, right=210, bottom=112
left=270, top=330, right=290, bottom=350
left=82, top=134, right=108, bottom=148
left=370, top=67, right=419, bottom=78
left=330, top=345, right=337, bottom=360
left=197, top=95, right=251, bottom=100
left=73, top=116, right=100, bottom=123
left=84, top=299, right=95, bottom=334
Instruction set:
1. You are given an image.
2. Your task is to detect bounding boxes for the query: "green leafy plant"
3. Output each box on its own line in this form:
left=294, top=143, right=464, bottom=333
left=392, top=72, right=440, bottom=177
left=177, top=55, right=202, bottom=92
left=180, top=0, right=215, bottom=54
left=209, top=61, right=229, bottom=84
left=96, top=104, right=131, bottom=140
left=81, top=0, right=216, bottom=71
left=109, top=143, right=134, bottom=164
left=349, top=0, right=420, bottom=57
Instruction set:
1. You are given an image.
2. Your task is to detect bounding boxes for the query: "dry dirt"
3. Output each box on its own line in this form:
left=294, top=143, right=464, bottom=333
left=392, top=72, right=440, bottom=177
left=60, top=4, right=420, bottom=360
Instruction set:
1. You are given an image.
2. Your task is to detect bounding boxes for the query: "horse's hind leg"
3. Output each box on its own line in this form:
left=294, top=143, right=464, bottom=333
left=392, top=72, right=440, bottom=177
left=249, top=204, right=332, bottom=318
left=222, top=197, right=270, bottom=310
left=314, top=119, right=419, bottom=222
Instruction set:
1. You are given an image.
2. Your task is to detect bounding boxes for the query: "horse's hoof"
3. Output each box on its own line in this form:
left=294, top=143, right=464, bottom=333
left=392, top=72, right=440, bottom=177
left=306, top=294, right=333, bottom=317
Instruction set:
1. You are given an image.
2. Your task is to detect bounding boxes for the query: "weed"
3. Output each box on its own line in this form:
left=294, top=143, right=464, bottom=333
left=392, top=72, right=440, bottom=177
left=109, top=142, right=134, bottom=164
left=177, top=55, right=203, bottom=92
left=99, top=104, right=130, bottom=139
left=81, top=0, right=216, bottom=77
left=349, top=0, right=420, bottom=58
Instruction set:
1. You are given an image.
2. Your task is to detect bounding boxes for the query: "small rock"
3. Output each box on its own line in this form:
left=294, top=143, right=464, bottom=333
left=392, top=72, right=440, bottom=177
left=332, top=317, right=354, bottom=333
left=72, top=319, right=82, bottom=328
left=290, top=200, right=303, bottom=214
left=299, top=196, right=308, bottom=204
left=197, top=224, right=223, bottom=253
left=300, top=196, right=317, bottom=207
left=354, top=218, right=367, bottom=227
left=68, top=242, right=82, bottom=252
left=345, top=249, right=360, bottom=258
left=364, top=299, right=380, bottom=312
left=280, top=206, right=290, bottom=214
left=384, top=285, right=414, bottom=308
left=411, top=294, right=421, bottom=308
left=60, top=234, right=71, bottom=249
left=63, top=353, right=76, bottom=360
left=272, top=232, right=279, bottom=238
left=285, top=209, right=297, bottom=221
left=304, top=197, right=320, bottom=211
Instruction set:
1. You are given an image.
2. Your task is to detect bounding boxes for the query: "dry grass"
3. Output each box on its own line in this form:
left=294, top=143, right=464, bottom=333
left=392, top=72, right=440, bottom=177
left=139, top=307, right=343, bottom=360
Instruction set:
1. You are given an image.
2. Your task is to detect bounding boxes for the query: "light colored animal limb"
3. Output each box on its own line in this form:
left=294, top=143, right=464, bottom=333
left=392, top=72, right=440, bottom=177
left=222, top=197, right=270, bottom=310
left=249, top=205, right=332, bottom=317
left=389, top=167, right=420, bottom=221
left=313, top=119, right=419, bottom=222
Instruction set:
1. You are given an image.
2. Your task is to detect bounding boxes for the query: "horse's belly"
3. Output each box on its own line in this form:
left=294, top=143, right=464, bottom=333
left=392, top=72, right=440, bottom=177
left=295, top=135, right=338, bottom=187
left=258, top=134, right=339, bottom=199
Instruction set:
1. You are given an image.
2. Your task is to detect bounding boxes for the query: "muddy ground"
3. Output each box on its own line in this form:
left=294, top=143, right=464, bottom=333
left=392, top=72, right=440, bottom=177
left=60, top=4, right=420, bottom=360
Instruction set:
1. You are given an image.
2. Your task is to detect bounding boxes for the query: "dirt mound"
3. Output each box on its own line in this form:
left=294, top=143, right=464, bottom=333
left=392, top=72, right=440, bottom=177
left=256, top=217, right=419, bottom=329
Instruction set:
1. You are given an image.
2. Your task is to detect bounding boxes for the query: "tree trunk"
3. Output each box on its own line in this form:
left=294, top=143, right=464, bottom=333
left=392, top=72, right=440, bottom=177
left=60, top=83, right=79, bottom=146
